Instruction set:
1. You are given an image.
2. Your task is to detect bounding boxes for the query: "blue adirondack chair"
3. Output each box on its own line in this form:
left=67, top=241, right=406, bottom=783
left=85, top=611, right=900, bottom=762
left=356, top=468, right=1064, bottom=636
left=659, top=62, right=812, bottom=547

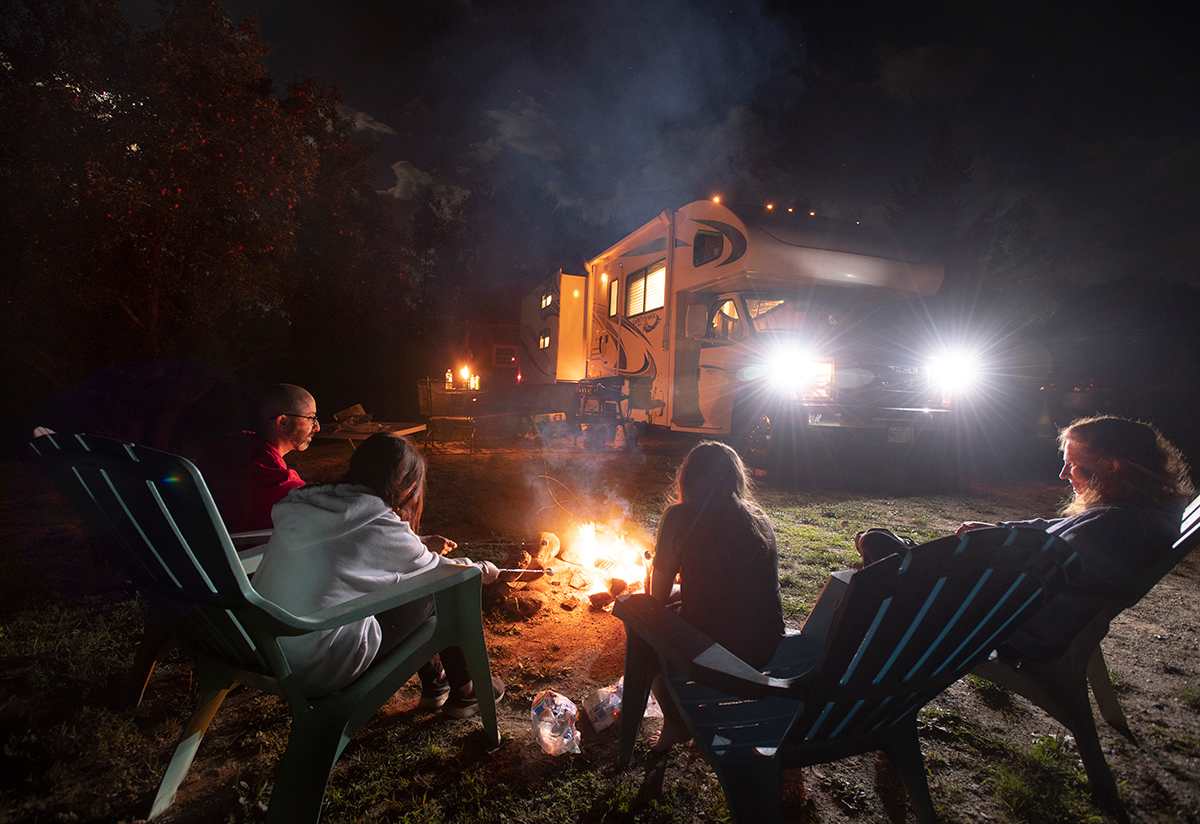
left=973, top=493, right=1200, bottom=823
left=31, top=429, right=271, bottom=707
left=616, top=526, right=1079, bottom=823
left=30, top=431, right=499, bottom=823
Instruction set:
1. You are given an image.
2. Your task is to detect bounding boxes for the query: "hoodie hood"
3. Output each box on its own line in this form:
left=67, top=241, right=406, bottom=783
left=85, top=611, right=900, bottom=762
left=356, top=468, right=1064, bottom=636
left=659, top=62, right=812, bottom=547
left=270, top=483, right=394, bottom=546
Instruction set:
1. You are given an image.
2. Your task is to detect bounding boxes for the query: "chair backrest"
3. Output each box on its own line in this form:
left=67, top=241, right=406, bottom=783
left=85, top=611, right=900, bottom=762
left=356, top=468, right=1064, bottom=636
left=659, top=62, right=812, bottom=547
left=1115, top=494, right=1200, bottom=611
left=30, top=432, right=282, bottom=678
left=795, top=526, right=1076, bottom=744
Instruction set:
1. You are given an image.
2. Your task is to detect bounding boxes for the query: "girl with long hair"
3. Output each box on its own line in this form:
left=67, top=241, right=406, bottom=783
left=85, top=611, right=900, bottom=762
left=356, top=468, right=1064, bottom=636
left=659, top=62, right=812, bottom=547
left=649, top=441, right=785, bottom=749
left=252, top=434, right=501, bottom=715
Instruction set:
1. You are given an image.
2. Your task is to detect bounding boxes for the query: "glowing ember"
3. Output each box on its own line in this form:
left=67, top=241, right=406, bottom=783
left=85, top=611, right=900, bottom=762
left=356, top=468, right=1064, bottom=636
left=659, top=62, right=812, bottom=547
left=560, top=522, right=648, bottom=597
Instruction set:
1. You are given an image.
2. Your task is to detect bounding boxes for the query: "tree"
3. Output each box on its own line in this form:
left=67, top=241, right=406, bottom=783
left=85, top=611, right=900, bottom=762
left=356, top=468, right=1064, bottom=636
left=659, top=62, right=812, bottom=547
left=1, top=1, right=318, bottom=383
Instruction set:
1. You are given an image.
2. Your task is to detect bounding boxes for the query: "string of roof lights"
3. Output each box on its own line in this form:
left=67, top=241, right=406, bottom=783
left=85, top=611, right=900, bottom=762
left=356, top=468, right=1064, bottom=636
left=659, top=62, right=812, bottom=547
left=710, top=194, right=862, bottom=225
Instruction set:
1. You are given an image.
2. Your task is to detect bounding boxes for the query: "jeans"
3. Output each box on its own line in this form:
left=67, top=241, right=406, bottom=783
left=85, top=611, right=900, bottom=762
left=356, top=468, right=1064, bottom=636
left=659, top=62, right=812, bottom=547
left=376, top=595, right=470, bottom=691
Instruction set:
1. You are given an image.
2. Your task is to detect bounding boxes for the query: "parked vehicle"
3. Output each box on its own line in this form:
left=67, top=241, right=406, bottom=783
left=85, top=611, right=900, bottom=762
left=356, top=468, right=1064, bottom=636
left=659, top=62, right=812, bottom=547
left=523, top=200, right=990, bottom=468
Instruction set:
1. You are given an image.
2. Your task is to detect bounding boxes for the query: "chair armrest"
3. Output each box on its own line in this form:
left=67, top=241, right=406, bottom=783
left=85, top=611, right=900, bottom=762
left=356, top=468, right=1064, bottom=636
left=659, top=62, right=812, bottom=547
left=294, top=564, right=480, bottom=631
left=614, top=594, right=815, bottom=700
left=231, top=528, right=272, bottom=546
left=236, top=545, right=268, bottom=575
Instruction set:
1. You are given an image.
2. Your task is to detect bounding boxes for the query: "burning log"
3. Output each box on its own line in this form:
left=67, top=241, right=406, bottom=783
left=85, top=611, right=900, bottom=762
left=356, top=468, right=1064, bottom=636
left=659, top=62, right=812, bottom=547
left=608, top=578, right=627, bottom=597
left=588, top=591, right=615, bottom=609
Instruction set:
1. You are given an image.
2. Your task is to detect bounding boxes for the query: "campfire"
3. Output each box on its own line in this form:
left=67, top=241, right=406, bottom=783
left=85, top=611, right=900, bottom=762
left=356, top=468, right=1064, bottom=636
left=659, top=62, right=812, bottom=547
left=498, top=522, right=650, bottom=614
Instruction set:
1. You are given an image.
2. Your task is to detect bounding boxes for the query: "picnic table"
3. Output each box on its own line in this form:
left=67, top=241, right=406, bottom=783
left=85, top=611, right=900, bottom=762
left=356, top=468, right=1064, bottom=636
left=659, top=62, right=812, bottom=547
left=313, top=421, right=426, bottom=449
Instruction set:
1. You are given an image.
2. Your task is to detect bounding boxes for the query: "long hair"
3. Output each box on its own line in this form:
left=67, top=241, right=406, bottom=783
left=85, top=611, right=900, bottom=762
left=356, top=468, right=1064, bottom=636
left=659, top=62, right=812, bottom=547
left=674, top=441, right=772, bottom=546
left=342, top=434, right=426, bottom=531
left=1058, top=416, right=1193, bottom=516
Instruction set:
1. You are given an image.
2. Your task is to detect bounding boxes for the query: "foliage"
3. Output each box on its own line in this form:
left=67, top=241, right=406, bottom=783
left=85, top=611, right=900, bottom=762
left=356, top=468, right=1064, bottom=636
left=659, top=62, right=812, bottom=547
left=0, top=0, right=448, bottom=437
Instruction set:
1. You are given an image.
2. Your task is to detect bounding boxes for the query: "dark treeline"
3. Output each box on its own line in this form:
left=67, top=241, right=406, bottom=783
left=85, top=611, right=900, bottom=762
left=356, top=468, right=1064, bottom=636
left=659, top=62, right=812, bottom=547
left=1, top=0, right=470, bottom=452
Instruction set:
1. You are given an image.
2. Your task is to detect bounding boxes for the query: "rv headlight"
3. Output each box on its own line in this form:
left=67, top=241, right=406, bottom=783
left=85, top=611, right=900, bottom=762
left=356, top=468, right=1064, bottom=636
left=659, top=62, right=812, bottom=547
left=924, top=348, right=983, bottom=396
left=766, top=347, right=834, bottom=398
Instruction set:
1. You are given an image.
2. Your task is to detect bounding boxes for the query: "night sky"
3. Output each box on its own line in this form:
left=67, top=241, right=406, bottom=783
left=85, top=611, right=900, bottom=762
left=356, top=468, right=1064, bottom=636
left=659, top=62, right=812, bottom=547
left=123, top=0, right=1200, bottom=291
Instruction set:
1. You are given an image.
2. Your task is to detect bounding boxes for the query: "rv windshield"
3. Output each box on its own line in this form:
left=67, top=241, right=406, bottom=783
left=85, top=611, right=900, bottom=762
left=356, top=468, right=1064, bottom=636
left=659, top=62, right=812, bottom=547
left=746, top=289, right=908, bottom=334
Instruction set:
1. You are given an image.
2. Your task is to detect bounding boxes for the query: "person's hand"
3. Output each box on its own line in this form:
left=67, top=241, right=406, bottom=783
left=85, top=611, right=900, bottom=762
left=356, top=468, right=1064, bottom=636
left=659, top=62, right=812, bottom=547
left=477, top=560, right=500, bottom=585
left=956, top=521, right=994, bottom=535
left=421, top=534, right=458, bottom=555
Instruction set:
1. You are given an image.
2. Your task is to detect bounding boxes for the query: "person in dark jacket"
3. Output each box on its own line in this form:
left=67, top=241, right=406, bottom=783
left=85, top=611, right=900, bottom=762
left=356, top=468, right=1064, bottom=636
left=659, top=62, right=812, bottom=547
left=857, top=415, right=1193, bottom=658
left=650, top=440, right=785, bottom=750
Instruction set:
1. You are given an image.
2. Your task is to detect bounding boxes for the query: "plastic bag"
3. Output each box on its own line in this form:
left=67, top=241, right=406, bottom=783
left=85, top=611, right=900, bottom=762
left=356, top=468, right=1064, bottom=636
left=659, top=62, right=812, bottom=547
left=531, top=690, right=582, bottom=755
left=583, top=678, right=662, bottom=732
left=582, top=682, right=622, bottom=732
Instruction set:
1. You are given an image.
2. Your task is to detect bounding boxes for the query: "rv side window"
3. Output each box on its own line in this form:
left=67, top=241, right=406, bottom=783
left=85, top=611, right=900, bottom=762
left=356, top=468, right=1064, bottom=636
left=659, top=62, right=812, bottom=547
left=626, top=271, right=646, bottom=316
left=644, top=265, right=666, bottom=311
left=626, top=262, right=666, bottom=317
left=538, top=330, right=551, bottom=350
left=608, top=279, right=618, bottom=317
left=709, top=299, right=744, bottom=340
left=693, top=230, right=723, bottom=267
left=540, top=292, right=553, bottom=309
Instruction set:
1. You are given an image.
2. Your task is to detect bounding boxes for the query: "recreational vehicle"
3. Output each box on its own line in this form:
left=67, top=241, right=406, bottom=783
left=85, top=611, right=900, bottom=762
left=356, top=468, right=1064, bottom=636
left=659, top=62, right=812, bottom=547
left=527, top=200, right=982, bottom=454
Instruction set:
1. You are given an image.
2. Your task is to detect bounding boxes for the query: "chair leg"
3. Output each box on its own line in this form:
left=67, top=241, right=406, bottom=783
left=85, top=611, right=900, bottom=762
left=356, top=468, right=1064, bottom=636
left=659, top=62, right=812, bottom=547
left=126, top=620, right=174, bottom=708
left=1086, top=647, right=1136, bottom=743
left=148, top=681, right=231, bottom=819
left=1065, top=697, right=1129, bottom=823
left=882, top=716, right=937, bottom=824
left=266, top=713, right=351, bottom=824
left=455, top=600, right=500, bottom=748
left=619, top=631, right=655, bottom=768
left=713, top=753, right=784, bottom=824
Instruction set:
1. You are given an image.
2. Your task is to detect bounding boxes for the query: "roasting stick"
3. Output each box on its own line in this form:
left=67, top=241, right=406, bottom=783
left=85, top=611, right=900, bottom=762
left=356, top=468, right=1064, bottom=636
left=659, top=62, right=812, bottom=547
left=493, top=566, right=559, bottom=575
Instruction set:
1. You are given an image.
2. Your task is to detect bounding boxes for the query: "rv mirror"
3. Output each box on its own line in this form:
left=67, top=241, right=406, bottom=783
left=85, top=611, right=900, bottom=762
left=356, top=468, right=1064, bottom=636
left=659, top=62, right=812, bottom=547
left=685, top=303, right=708, bottom=339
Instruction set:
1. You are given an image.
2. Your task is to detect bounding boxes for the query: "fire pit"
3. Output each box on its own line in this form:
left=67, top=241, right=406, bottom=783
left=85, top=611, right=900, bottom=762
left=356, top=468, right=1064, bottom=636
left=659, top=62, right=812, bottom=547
left=474, top=524, right=650, bottom=618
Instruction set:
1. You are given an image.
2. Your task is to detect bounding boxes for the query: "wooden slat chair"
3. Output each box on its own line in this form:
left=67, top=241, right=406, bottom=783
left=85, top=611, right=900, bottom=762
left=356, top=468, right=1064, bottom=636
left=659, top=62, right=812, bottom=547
left=973, top=493, right=1200, bottom=823
left=616, top=526, right=1079, bottom=824
left=29, top=432, right=499, bottom=823
left=30, top=430, right=271, bottom=707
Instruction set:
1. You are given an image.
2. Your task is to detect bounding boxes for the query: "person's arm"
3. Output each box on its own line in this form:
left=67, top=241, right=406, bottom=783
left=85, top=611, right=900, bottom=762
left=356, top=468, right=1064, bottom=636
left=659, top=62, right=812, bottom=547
left=996, top=516, right=1063, bottom=531
left=651, top=506, right=685, bottom=603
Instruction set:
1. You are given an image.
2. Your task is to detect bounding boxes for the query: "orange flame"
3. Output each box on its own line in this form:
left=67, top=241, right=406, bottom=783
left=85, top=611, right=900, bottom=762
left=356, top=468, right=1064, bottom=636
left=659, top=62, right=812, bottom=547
left=562, top=522, right=648, bottom=596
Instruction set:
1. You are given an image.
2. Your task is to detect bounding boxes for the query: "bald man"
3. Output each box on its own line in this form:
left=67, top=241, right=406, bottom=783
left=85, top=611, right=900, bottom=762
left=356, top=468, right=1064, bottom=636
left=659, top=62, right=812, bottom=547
left=204, top=383, right=321, bottom=532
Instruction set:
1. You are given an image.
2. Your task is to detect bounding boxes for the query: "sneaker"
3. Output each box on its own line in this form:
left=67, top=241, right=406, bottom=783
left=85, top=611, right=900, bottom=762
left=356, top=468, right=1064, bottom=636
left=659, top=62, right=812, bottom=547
left=418, top=674, right=451, bottom=710
left=443, top=675, right=506, bottom=719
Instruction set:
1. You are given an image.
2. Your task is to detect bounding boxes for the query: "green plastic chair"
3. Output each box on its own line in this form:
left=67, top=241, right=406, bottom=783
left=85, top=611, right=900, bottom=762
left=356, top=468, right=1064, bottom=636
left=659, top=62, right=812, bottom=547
left=973, top=494, right=1200, bottom=824
left=30, top=431, right=499, bottom=823
left=616, top=526, right=1078, bottom=824
left=30, top=429, right=271, bottom=707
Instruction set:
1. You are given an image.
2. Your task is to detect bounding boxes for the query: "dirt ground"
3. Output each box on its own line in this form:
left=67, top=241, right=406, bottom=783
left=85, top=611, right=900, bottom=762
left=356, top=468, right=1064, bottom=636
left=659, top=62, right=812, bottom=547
left=1, top=432, right=1198, bottom=823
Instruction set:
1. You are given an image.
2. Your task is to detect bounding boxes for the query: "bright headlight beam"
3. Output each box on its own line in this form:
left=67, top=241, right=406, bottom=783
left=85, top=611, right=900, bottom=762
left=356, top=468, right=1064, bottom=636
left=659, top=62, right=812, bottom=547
left=925, top=349, right=983, bottom=396
left=766, top=348, right=833, bottom=396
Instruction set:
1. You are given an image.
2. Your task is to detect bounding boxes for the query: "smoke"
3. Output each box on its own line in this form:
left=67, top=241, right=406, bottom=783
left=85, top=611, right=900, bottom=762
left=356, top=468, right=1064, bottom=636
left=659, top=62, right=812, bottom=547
left=463, top=0, right=803, bottom=233
left=335, top=103, right=398, bottom=135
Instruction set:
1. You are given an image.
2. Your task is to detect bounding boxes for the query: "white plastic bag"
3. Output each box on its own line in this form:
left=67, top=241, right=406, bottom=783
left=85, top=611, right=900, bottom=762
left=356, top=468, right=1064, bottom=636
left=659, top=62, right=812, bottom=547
left=582, top=678, right=662, bottom=732
left=531, top=690, right=582, bottom=755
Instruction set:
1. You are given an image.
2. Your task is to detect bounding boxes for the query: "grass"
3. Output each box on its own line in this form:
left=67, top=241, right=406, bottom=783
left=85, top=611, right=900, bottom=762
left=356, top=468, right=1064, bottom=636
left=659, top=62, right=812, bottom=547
left=965, top=673, right=1014, bottom=711
left=1180, top=684, right=1200, bottom=711
left=989, top=735, right=1103, bottom=824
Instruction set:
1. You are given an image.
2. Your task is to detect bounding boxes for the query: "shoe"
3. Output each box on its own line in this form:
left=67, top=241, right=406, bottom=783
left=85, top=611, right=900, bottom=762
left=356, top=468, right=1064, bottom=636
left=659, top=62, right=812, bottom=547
left=443, top=675, right=506, bottom=719
left=418, top=674, right=451, bottom=710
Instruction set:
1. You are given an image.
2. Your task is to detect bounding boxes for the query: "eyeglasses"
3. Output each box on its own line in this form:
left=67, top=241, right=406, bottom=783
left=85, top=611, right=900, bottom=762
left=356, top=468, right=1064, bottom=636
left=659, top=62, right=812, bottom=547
left=280, top=412, right=319, bottom=425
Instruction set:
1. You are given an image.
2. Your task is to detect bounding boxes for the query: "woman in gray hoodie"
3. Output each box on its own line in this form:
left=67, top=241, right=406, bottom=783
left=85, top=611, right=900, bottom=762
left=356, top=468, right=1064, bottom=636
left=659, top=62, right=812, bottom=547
left=252, top=434, right=501, bottom=716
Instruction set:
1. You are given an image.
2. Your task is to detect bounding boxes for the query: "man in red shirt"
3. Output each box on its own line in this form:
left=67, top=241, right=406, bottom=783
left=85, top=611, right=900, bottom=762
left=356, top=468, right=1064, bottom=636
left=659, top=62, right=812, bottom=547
left=205, top=383, right=320, bottom=532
